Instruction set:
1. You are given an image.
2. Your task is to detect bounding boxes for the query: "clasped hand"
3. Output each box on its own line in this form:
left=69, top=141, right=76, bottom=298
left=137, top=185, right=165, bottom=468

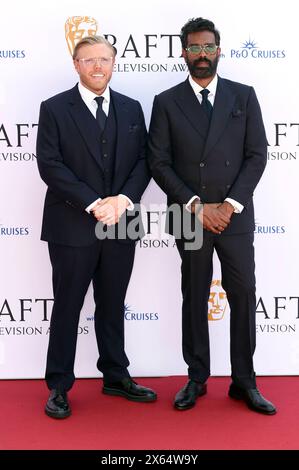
left=192, top=201, right=234, bottom=234
left=92, top=196, right=129, bottom=225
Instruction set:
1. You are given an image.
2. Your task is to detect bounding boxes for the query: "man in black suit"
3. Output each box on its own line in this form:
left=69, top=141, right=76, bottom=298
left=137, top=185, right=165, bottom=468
left=37, top=35, right=156, bottom=419
left=148, top=18, right=276, bottom=414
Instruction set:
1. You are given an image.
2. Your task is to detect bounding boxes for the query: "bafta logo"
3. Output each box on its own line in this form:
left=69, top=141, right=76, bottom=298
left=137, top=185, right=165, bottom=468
left=65, top=16, right=98, bottom=56
left=208, top=280, right=227, bottom=321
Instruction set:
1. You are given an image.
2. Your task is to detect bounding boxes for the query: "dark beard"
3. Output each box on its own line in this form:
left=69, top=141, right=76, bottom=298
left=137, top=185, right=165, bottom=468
left=186, top=56, right=219, bottom=79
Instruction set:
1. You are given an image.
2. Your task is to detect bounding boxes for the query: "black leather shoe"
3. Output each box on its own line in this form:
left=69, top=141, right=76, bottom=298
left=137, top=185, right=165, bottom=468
left=45, top=389, right=71, bottom=419
left=229, top=383, right=276, bottom=415
left=103, top=378, right=157, bottom=402
left=174, top=380, right=207, bottom=411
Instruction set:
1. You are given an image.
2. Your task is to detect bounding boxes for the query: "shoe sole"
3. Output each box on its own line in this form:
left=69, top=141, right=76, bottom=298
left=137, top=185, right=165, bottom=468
left=229, top=390, right=277, bottom=415
left=45, top=406, right=72, bottom=419
left=174, top=402, right=196, bottom=411
left=103, top=387, right=157, bottom=402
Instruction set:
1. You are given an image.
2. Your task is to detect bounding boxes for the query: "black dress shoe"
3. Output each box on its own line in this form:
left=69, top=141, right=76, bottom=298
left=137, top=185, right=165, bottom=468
left=103, top=378, right=157, bottom=402
left=174, top=380, right=207, bottom=411
left=229, top=383, right=276, bottom=415
left=45, top=389, right=71, bottom=419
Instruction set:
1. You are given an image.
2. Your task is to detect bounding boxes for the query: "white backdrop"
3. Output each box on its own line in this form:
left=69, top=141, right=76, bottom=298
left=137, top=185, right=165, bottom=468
left=1, top=0, right=299, bottom=379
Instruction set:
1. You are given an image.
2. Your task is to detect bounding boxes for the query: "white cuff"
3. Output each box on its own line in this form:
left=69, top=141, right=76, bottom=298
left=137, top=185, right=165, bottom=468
left=225, top=198, right=244, bottom=214
left=85, top=197, right=102, bottom=213
left=119, top=194, right=134, bottom=211
left=186, top=195, right=201, bottom=213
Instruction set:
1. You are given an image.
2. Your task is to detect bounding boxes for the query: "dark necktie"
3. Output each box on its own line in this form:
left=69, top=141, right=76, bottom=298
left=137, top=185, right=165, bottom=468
left=94, top=96, right=106, bottom=131
left=200, top=89, right=213, bottom=121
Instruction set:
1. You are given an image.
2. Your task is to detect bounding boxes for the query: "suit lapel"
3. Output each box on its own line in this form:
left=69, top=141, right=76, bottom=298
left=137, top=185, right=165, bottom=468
left=174, top=79, right=210, bottom=139
left=68, top=85, right=104, bottom=170
left=203, top=77, right=236, bottom=159
left=111, top=89, right=130, bottom=172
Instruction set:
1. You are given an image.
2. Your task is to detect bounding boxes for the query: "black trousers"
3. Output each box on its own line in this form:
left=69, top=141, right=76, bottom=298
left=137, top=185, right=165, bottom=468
left=46, top=239, right=135, bottom=391
left=176, top=231, right=256, bottom=389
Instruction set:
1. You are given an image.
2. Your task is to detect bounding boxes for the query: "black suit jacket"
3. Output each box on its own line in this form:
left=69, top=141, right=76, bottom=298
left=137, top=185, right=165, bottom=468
left=148, top=77, right=267, bottom=234
left=37, top=85, right=149, bottom=246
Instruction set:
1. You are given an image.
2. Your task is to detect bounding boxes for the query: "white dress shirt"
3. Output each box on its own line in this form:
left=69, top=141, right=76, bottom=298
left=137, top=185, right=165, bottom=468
left=186, top=75, right=243, bottom=214
left=77, top=82, right=134, bottom=213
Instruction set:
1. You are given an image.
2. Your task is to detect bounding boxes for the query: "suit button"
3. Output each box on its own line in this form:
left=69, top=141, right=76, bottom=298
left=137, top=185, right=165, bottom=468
left=225, top=160, right=230, bottom=166
left=226, top=184, right=231, bottom=188
left=199, top=162, right=205, bottom=168
left=103, top=153, right=108, bottom=158
left=202, top=185, right=206, bottom=189
left=102, top=139, right=107, bottom=144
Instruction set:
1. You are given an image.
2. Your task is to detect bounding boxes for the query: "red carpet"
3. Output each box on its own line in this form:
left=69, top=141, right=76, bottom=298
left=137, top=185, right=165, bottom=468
left=0, top=376, right=298, bottom=450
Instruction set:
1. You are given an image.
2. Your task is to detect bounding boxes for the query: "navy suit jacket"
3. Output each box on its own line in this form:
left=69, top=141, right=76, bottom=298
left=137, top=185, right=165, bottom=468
left=148, top=77, right=267, bottom=234
left=37, top=85, right=149, bottom=246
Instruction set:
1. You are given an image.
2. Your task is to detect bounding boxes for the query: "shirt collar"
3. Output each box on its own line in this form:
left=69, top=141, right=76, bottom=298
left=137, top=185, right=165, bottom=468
left=78, top=82, right=110, bottom=106
left=188, top=74, right=218, bottom=97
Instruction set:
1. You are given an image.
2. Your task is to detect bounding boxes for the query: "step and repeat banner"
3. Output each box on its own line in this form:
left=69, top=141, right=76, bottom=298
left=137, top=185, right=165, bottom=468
left=1, top=0, right=299, bottom=379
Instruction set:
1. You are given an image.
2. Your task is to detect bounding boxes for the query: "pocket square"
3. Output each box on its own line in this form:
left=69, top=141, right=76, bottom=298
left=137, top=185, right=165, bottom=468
left=129, top=124, right=139, bottom=132
left=231, top=109, right=243, bottom=117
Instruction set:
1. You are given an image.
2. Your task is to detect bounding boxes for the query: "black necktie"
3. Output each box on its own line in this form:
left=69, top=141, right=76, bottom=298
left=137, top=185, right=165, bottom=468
left=200, top=89, right=213, bottom=121
left=94, top=96, right=106, bottom=131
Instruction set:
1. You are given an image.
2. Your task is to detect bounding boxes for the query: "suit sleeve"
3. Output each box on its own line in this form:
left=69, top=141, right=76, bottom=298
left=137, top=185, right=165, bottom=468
left=36, top=101, right=100, bottom=211
left=148, top=95, right=195, bottom=204
left=118, top=102, right=150, bottom=203
left=227, top=87, right=267, bottom=207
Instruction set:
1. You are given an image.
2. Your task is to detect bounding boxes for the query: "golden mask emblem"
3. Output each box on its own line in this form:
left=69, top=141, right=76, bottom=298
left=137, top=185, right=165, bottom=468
left=208, top=280, right=227, bottom=321
left=65, top=16, right=98, bottom=55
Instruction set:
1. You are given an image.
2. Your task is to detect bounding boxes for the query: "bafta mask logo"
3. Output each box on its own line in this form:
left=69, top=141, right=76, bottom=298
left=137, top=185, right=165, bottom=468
left=208, top=280, right=227, bottom=321
left=65, top=16, right=98, bottom=56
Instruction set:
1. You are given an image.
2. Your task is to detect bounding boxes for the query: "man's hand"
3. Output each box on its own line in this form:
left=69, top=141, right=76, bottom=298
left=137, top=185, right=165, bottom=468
left=199, top=202, right=232, bottom=234
left=92, top=195, right=129, bottom=225
left=217, top=201, right=235, bottom=223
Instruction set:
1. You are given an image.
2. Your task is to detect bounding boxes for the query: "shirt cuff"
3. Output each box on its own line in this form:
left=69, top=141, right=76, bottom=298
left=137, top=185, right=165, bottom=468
left=225, top=198, right=244, bottom=214
left=186, top=195, right=201, bottom=213
left=119, top=194, right=134, bottom=211
left=85, top=197, right=102, bottom=213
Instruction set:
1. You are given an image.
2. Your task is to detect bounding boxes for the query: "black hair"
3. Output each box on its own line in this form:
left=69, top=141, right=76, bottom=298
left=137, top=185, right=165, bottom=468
left=180, top=17, right=220, bottom=49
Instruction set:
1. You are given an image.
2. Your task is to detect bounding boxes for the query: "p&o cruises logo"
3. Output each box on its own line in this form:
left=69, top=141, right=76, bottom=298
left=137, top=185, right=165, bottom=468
left=231, top=38, right=285, bottom=60
left=0, top=50, right=25, bottom=60
left=254, top=220, right=286, bottom=236
left=124, top=304, right=159, bottom=321
left=0, top=222, right=29, bottom=236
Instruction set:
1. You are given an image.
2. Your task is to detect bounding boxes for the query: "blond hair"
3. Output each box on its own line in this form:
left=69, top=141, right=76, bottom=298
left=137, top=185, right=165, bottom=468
left=73, top=35, right=116, bottom=59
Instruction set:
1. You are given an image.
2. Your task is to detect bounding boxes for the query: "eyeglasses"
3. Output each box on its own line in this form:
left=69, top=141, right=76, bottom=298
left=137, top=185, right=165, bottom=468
left=185, top=44, right=218, bottom=55
left=76, top=57, right=113, bottom=67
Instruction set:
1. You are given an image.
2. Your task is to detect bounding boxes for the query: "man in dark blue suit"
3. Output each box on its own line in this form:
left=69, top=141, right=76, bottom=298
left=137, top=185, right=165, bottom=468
left=37, top=35, right=156, bottom=419
left=148, top=18, right=276, bottom=414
